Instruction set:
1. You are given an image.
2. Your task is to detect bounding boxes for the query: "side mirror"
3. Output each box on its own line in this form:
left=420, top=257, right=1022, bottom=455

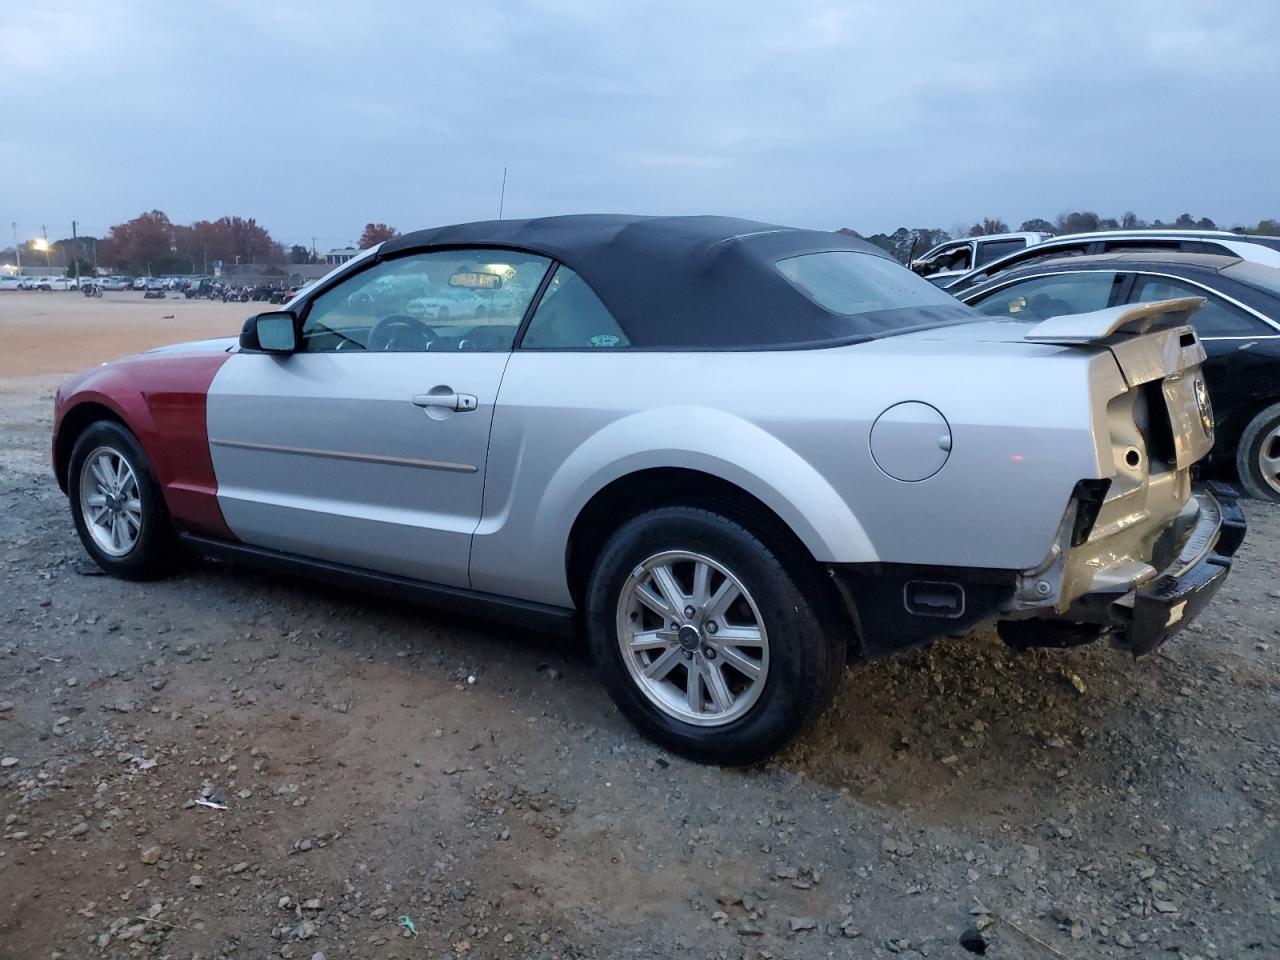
left=240, top=311, right=299, bottom=354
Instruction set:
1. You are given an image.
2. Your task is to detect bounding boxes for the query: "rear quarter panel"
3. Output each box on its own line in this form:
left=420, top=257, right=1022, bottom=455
left=471, top=339, right=1120, bottom=607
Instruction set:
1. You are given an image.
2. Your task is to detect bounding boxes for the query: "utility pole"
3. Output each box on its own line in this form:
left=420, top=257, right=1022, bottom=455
left=10, top=223, right=19, bottom=272
left=72, top=220, right=80, bottom=283
left=41, top=225, right=51, bottom=267
left=498, top=166, right=508, bottom=220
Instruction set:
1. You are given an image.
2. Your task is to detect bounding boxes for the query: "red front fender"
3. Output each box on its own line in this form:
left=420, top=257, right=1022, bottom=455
left=54, top=353, right=236, bottom=541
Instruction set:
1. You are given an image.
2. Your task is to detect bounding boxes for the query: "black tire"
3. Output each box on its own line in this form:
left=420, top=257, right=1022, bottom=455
left=585, top=506, right=844, bottom=765
left=1235, top=401, right=1280, bottom=502
left=67, top=421, right=180, bottom=580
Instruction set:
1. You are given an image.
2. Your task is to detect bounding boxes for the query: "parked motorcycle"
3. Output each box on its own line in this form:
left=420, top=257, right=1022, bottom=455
left=82, top=282, right=103, bottom=298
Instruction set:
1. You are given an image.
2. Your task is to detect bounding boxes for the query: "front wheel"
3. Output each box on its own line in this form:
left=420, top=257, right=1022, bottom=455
left=1236, top=401, right=1280, bottom=502
left=585, top=506, right=844, bottom=765
left=67, top=421, right=179, bottom=579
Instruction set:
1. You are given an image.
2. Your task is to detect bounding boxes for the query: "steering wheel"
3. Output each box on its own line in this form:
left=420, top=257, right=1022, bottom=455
left=366, top=314, right=439, bottom=352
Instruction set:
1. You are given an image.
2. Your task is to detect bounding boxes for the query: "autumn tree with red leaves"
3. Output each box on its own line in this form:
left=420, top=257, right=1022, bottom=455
left=183, top=217, right=285, bottom=271
left=359, top=223, right=400, bottom=248
left=98, top=210, right=180, bottom=275
left=99, top=211, right=285, bottom=274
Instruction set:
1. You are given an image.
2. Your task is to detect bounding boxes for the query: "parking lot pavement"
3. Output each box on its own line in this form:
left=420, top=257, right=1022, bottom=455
left=0, top=366, right=1277, bottom=958
left=0, top=291, right=250, bottom=377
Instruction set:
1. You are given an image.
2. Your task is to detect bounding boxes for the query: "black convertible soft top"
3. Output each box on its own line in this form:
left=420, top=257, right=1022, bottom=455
left=379, top=214, right=970, bottom=348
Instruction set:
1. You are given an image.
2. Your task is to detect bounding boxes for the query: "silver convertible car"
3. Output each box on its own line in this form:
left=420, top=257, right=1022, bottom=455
left=52, top=215, right=1244, bottom=764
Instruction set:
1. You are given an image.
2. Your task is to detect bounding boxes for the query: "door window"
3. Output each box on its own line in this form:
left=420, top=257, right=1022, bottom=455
left=916, top=242, right=972, bottom=276
left=933, top=243, right=973, bottom=274
left=969, top=272, right=1120, bottom=321
left=521, top=266, right=631, bottom=349
left=1133, top=275, right=1264, bottom=336
left=300, top=249, right=551, bottom=352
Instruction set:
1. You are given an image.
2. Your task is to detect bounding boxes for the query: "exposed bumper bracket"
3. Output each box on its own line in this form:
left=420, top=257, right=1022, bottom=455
left=1116, top=481, right=1245, bottom=655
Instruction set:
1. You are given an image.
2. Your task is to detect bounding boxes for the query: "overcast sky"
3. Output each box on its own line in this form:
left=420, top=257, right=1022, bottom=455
left=4, top=0, right=1278, bottom=249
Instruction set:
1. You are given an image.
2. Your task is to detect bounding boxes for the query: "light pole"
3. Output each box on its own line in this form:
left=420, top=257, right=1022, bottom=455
left=72, top=220, right=80, bottom=283
left=10, top=222, right=19, bottom=272
left=40, top=225, right=51, bottom=268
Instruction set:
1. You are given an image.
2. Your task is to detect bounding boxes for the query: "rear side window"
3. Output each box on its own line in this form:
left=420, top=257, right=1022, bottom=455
left=1008, top=245, right=1089, bottom=268
left=1223, top=260, right=1280, bottom=297
left=974, top=238, right=1025, bottom=267
left=960, top=245, right=1089, bottom=289
left=1133, top=276, right=1264, bottom=336
left=1199, top=243, right=1237, bottom=257
left=521, top=266, right=631, bottom=349
left=777, top=251, right=958, bottom=317
left=1100, top=239, right=1183, bottom=254
left=969, top=273, right=1120, bottom=321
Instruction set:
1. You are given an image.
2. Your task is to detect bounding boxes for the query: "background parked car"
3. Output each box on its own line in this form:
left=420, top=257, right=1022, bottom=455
left=30, top=276, right=83, bottom=291
left=98, top=276, right=132, bottom=291
left=961, top=251, right=1280, bottom=501
left=910, top=231, right=1052, bottom=286
left=0, top=276, right=25, bottom=291
left=943, top=229, right=1280, bottom=294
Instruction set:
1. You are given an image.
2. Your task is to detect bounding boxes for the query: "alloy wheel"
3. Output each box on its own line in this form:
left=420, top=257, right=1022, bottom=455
left=616, top=550, right=770, bottom=727
left=79, top=446, right=143, bottom=557
left=1259, top=423, right=1280, bottom=496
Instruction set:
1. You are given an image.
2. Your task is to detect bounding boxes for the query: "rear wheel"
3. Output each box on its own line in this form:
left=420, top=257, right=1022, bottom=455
left=585, top=506, right=843, bottom=765
left=68, top=421, right=179, bottom=580
left=1236, top=401, right=1280, bottom=502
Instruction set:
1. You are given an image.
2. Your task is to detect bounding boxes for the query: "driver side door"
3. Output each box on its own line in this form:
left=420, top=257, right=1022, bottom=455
left=206, top=248, right=552, bottom=588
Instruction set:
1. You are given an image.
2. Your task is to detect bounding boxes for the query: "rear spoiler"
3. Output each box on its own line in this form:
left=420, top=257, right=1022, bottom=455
left=1024, top=297, right=1204, bottom=346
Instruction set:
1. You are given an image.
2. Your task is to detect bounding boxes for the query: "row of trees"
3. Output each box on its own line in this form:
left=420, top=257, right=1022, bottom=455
left=2, top=216, right=405, bottom=276
left=11, top=210, right=1276, bottom=276
left=857, top=213, right=1280, bottom=263
left=95, top=211, right=286, bottom=276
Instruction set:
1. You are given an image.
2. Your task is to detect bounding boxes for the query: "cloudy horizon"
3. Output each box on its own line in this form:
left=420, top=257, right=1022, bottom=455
left=4, top=0, right=1278, bottom=250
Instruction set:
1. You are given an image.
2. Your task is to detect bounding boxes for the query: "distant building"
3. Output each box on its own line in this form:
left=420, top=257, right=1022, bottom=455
left=324, top=247, right=361, bottom=265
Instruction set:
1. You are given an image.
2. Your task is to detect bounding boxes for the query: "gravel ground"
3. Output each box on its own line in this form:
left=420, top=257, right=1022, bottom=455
left=0, top=366, right=1277, bottom=959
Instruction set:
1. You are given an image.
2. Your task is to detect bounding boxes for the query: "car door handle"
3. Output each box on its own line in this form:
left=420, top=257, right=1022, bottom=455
left=412, top=392, right=478, bottom=412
